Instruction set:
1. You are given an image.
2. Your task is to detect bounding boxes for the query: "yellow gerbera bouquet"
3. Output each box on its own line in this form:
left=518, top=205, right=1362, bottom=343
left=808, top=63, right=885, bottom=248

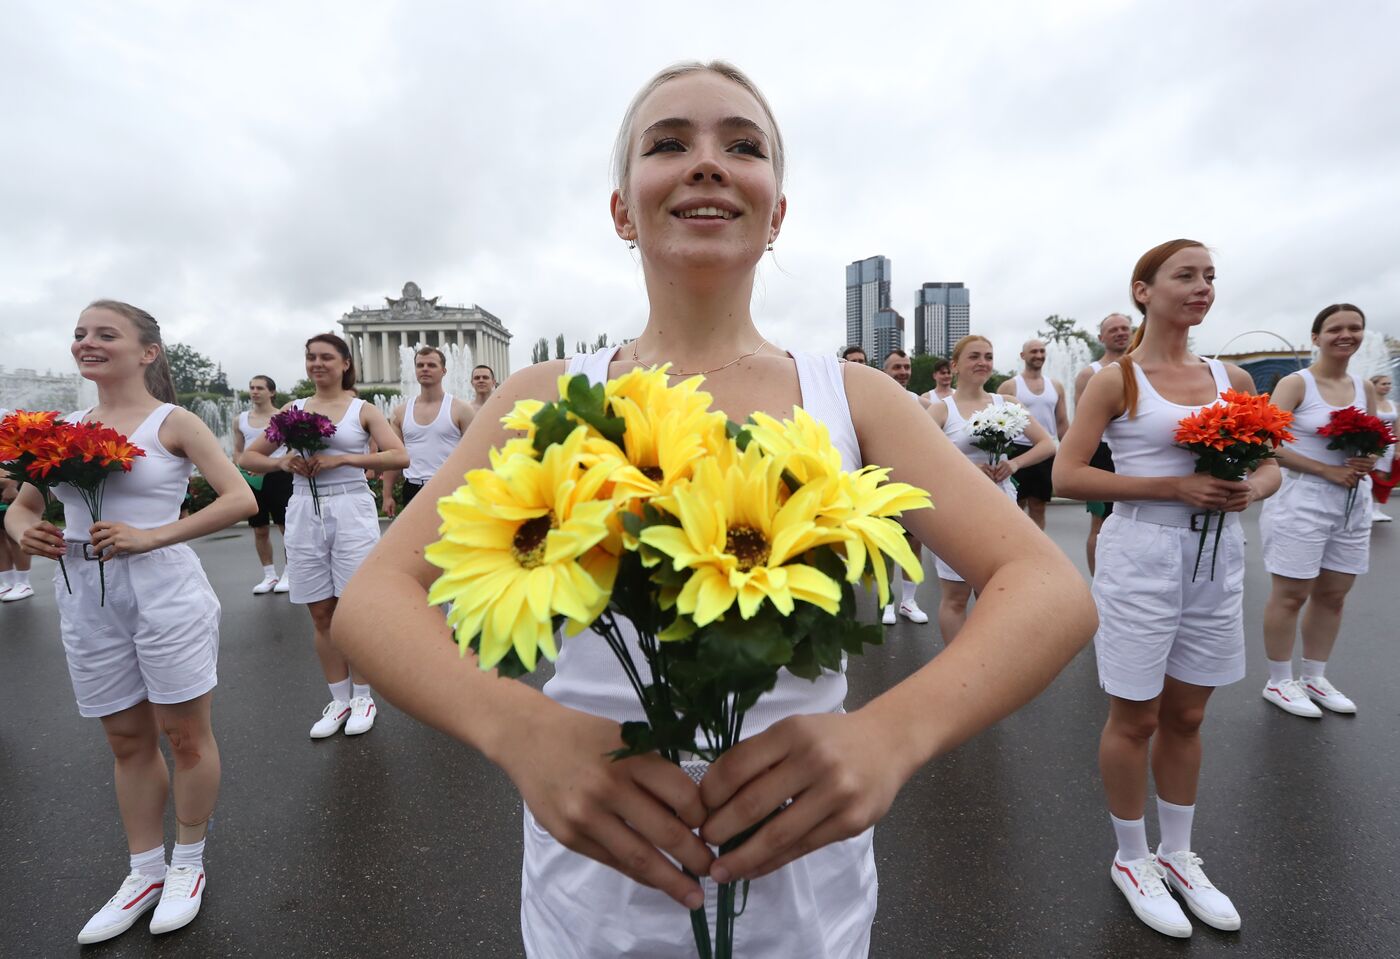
left=426, top=367, right=930, bottom=958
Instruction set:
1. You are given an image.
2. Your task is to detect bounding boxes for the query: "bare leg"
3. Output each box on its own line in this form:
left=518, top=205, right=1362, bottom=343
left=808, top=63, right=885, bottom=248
left=275, top=523, right=287, bottom=566
left=253, top=525, right=273, bottom=567
left=100, top=702, right=169, bottom=853
left=937, top=578, right=972, bottom=644
left=309, top=597, right=368, bottom=685
left=1300, top=568, right=1358, bottom=662
left=1100, top=694, right=1161, bottom=820
left=1086, top=513, right=1104, bottom=575
left=1026, top=497, right=1048, bottom=531
left=153, top=693, right=220, bottom=844
left=1262, top=573, right=1312, bottom=662
left=1150, top=678, right=1214, bottom=806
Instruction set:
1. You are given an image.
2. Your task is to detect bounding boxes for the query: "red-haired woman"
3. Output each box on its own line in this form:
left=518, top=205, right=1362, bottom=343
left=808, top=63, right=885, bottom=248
left=1258, top=306, right=1381, bottom=717
left=6, top=301, right=255, bottom=943
left=1057, top=241, right=1280, bottom=939
left=240, top=333, right=407, bottom=738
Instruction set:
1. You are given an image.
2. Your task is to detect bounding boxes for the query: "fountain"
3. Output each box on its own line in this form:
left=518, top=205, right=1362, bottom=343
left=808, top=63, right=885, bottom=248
left=1350, top=328, right=1395, bottom=381
left=0, top=366, right=84, bottom=414
left=1044, top=338, right=1093, bottom=420
left=395, top=341, right=477, bottom=407
left=188, top=396, right=241, bottom=457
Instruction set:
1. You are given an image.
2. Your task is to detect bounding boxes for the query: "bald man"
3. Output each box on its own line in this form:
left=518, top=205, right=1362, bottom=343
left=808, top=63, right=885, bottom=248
left=998, top=338, right=1067, bottom=529
left=1074, top=313, right=1134, bottom=572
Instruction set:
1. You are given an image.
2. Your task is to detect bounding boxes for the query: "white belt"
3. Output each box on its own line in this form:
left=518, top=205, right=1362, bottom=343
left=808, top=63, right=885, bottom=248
left=295, top=480, right=370, bottom=498
left=1116, top=503, right=1239, bottom=531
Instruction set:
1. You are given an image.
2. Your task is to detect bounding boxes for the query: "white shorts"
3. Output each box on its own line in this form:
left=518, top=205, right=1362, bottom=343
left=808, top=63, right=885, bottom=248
left=935, top=479, right=1016, bottom=583
left=285, top=486, right=381, bottom=604
left=1259, top=472, right=1371, bottom=579
left=520, top=803, right=876, bottom=958
left=1091, top=511, right=1246, bottom=701
left=55, top=543, right=220, bottom=718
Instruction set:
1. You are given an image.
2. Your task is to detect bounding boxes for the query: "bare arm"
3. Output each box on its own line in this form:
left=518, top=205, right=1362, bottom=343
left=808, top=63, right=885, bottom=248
left=996, top=378, right=1016, bottom=398
left=379, top=404, right=407, bottom=515
left=1009, top=416, right=1056, bottom=472
left=1073, top=366, right=1095, bottom=407
left=1053, top=380, right=1069, bottom=438
left=238, top=401, right=294, bottom=474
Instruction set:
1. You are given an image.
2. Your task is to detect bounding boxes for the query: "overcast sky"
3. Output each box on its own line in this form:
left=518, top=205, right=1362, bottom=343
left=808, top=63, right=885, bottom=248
left=2, top=0, right=1397, bottom=394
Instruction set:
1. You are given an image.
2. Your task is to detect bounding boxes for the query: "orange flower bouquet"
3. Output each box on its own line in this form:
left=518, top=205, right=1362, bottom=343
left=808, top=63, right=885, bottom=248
left=0, top=410, right=145, bottom=604
left=1174, top=389, right=1294, bottom=580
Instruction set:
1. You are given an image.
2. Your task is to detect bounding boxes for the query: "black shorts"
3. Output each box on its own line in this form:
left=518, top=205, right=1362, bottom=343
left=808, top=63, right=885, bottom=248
left=249, top=470, right=293, bottom=528
left=1086, top=442, right=1116, bottom=518
left=1011, top=444, right=1054, bottom=502
left=400, top=479, right=424, bottom=509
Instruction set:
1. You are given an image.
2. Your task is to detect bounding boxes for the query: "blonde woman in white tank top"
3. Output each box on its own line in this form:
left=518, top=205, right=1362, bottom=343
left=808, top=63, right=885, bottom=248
left=5, top=301, right=255, bottom=942
left=331, top=63, right=1094, bottom=958
left=1057, top=241, right=1280, bottom=939
left=1258, top=306, right=1382, bottom=719
left=239, top=334, right=408, bottom=740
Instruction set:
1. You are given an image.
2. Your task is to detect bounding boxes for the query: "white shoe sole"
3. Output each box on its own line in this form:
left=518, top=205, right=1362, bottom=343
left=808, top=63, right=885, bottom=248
left=77, top=891, right=161, bottom=944
left=898, top=608, right=928, bottom=624
left=150, top=898, right=203, bottom=935
left=1163, top=877, right=1241, bottom=931
left=1303, top=689, right=1357, bottom=714
left=1110, top=864, right=1191, bottom=938
left=1262, top=689, right=1323, bottom=718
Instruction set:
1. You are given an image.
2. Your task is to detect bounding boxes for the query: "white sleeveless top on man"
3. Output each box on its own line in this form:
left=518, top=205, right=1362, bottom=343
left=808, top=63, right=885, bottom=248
left=290, top=398, right=369, bottom=490
left=1105, top=358, right=1232, bottom=512
left=1376, top=400, right=1396, bottom=472
left=1012, top=373, right=1059, bottom=443
left=1284, top=369, right=1368, bottom=469
left=402, top=393, right=463, bottom=483
left=940, top=393, right=1016, bottom=500
left=55, top=404, right=191, bottom=543
left=544, top=346, right=861, bottom=738
left=237, top=410, right=286, bottom=459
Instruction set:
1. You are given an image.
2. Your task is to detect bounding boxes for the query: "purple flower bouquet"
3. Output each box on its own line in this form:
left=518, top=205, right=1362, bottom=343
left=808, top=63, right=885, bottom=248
left=266, top=408, right=337, bottom=516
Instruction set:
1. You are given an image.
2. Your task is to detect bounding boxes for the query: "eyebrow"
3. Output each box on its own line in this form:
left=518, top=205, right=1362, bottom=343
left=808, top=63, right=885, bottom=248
left=639, top=116, right=768, bottom=142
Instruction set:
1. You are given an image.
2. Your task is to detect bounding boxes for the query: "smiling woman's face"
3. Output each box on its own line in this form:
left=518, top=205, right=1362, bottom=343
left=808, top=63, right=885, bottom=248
left=612, top=71, right=785, bottom=273
left=71, top=307, right=153, bottom=383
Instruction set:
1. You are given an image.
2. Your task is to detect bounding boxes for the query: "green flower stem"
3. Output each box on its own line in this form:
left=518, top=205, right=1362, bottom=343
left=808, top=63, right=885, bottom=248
left=42, top=489, right=72, bottom=594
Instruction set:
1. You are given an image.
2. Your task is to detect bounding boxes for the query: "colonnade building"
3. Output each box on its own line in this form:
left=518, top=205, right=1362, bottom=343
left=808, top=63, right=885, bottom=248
left=338, top=282, right=512, bottom=391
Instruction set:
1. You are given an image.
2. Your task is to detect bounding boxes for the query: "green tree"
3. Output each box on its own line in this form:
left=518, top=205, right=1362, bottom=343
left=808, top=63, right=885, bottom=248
left=291, top=378, right=317, bottom=398
left=165, top=342, right=217, bottom=393
left=1038, top=314, right=1104, bottom=360
left=531, top=337, right=550, bottom=364
left=555, top=334, right=566, bottom=360
left=909, top=353, right=938, bottom=395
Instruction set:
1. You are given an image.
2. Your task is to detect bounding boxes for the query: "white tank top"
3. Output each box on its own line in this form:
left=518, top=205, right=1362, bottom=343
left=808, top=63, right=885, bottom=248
left=55, top=404, right=191, bottom=543
left=941, top=393, right=1016, bottom=499
left=1376, top=400, right=1396, bottom=471
left=1284, top=369, right=1367, bottom=469
left=543, top=346, right=861, bottom=737
left=237, top=410, right=286, bottom=459
left=1105, top=358, right=1232, bottom=511
left=290, top=397, right=369, bottom=490
left=402, top=393, right=463, bottom=483
left=1013, top=373, right=1059, bottom=441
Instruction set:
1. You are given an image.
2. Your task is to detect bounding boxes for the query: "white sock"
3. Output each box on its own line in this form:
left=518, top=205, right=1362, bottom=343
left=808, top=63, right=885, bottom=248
left=329, top=678, right=352, bottom=703
left=14, top=569, right=28, bottom=587
left=1300, top=658, right=1327, bottom=680
left=171, top=838, right=205, bottom=871
left=262, top=564, right=276, bottom=579
left=1, top=570, right=14, bottom=587
left=130, top=845, right=167, bottom=880
left=901, top=577, right=918, bottom=606
left=1110, top=813, right=1150, bottom=862
left=1156, top=798, right=1195, bottom=855
left=351, top=683, right=372, bottom=701
left=1267, top=659, right=1293, bottom=685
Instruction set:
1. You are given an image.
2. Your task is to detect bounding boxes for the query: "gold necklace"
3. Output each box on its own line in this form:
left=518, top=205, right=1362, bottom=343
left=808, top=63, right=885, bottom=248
left=629, top=339, right=771, bottom=377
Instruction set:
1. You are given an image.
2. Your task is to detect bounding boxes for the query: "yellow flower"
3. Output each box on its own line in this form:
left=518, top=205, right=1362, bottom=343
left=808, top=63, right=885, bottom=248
left=818, top=466, right=931, bottom=605
left=602, top=366, right=729, bottom=499
left=744, top=407, right=845, bottom=486
left=640, top=444, right=842, bottom=627
left=426, top=426, right=622, bottom=671
left=500, top=398, right=545, bottom=435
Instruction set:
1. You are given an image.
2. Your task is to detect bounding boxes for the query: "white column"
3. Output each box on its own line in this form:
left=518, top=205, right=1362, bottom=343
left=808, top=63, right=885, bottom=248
left=369, top=330, right=381, bottom=384
left=378, top=331, right=391, bottom=385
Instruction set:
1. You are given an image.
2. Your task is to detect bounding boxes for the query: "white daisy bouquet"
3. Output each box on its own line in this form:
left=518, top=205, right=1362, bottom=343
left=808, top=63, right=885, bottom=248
left=424, top=366, right=931, bottom=958
left=967, top=401, right=1031, bottom=466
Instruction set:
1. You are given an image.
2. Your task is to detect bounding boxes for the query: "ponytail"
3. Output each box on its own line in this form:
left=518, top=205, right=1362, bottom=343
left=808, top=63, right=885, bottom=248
left=1119, top=319, right=1148, bottom=419
left=85, top=299, right=177, bottom=403
left=1121, top=238, right=1207, bottom=420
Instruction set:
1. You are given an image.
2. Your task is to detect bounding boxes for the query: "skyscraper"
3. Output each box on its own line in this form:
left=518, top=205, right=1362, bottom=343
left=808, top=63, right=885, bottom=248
left=914, top=282, right=971, bottom=357
left=845, top=255, right=891, bottom=363
left=873, top=308, right=905, bottom=366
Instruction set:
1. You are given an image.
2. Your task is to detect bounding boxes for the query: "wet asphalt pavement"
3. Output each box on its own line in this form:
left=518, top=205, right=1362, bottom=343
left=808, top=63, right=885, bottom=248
left=1, top=504, right=1396, bottom=958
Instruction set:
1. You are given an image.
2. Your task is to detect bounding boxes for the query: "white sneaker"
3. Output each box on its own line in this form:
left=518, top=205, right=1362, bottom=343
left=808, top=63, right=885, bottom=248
left=1301, top=676, right=1357, bottom=714
left=1110, top=855, right=1192, bottom=938
left=881, top=604, right=896, bottom=625
left=0, top=583, right=10, bottom=600
left=76, top=871, right=165, bottom=944
left=310, top=699, right=351, bottom=738
left=149, top=864, right=206, bottom=935
left=273, top=572, right=291, bottom=593
left=344, top=695, right=377, bottom=735
left=1262, top=679, right=1323, bottom=718
left=251, top=575, right=278, bottom=595
left=1, top=583, right=34, bottom=602
left=898, top=600, right=929, bottom=624
left=1157, top=848, right=1241, bottom=931
left=1372, top=509, right=1391, bottom=523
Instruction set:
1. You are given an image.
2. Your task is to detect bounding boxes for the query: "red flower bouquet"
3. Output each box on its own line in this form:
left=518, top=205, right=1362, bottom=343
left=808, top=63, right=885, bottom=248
left=266, top=408, right=337, bottom=516
left=0, top=410, right=73, bottom=591
left=1316, top=406, right=1397, bottom=521
left=1175, top=389, right=1295, bottom=580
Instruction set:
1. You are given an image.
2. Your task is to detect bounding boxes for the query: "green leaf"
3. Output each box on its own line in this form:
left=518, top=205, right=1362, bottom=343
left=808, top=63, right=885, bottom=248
left=564, top=375, right=626, bottom=445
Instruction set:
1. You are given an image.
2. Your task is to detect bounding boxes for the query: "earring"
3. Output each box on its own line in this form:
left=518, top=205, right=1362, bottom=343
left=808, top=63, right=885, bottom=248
left=767, top=242, right=774, bottom=252
left=627, top=240, right=636, bottom=250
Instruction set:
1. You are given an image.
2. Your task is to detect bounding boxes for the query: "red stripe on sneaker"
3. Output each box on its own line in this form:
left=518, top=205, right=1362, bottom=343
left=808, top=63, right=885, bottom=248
left=336, top=708, right=350, bottom=720
left=1267, top=685, right=1292, bottom=702
left=190, top=873, right=204, bottom=898
left=123, top=883, right=163, bottom=909
left=1114, top=862, right=1139, bottom=890
left=1160, top=859, right=1192, bottom=889
left=1306, top=684, right=1328, bottom=698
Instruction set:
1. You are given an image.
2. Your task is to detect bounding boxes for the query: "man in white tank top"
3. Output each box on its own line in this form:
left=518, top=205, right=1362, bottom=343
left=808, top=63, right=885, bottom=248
left=470, top=364, right=498, bottom=413
left=381, top=347, right=474, bottom=517
left=1074, top=314, right=1134, bottom=572
left=879, top=349, right=930, bottom=624
left=998, top=338, right=1068, bottom=529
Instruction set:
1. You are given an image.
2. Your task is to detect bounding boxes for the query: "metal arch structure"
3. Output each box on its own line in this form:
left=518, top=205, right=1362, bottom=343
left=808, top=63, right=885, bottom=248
left=1213, top=329, right=1307, bottom=369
